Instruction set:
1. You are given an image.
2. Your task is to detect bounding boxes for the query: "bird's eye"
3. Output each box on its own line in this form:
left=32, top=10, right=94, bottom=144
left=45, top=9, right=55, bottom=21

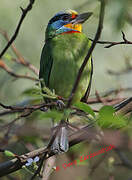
left=62, top=15, right=69, bottom=21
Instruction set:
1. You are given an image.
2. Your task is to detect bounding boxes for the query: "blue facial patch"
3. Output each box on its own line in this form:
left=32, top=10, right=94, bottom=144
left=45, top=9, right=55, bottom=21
left=50, top=20, right=69, bottom=30
left=56, top=26, right=78, bottom=34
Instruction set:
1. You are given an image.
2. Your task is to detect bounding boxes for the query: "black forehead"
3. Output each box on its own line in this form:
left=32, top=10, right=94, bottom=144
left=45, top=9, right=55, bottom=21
left=49, top=13, right=71, bottom=24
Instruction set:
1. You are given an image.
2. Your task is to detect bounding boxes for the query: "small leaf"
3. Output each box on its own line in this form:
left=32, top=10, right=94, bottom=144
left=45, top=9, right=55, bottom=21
left=40, top=110, right=63, bottom=122
left=98, top=105, right=127, bottom=128
left=99, top=106, right=115, bottom=117
left=74, top=102, right=95, bottom=117
left=4, top=150, right=15, bottom=157
left=22, top=88, right=41, bottom=97
left=63, top=109, right=72, bottom=119
left=4, top=53, right=12, bottom=61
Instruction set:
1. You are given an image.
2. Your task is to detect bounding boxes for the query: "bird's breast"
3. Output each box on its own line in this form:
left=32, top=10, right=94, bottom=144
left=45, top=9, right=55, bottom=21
left=48, top=33, right=91, bottom=101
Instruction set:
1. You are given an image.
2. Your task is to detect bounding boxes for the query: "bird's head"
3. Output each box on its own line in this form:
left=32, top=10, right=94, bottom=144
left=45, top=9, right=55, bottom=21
left=45, top=9, right=92, bottom=40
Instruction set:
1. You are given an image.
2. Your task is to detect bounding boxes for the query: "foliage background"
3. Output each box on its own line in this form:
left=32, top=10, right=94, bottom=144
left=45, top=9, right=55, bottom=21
left=0, top=0, right=132, bottom=179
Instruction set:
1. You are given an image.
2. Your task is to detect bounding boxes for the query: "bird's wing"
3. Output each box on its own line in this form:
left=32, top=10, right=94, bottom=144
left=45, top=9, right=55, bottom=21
left=39, top=43, right=53, bottom=87
left=81, top=57, right=93, bottom=103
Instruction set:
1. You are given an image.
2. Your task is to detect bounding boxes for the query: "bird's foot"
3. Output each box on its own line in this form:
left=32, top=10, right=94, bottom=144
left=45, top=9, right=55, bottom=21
left=56, top=100, right=65, bottom=110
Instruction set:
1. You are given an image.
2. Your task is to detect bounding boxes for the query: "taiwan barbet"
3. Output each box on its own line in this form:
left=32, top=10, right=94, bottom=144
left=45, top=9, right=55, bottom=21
left=39, top=9, right=93, bottom=104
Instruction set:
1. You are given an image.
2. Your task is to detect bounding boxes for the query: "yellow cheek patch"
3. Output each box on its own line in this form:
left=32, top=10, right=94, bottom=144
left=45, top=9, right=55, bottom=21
left=64, top=24, right=82, bottom=32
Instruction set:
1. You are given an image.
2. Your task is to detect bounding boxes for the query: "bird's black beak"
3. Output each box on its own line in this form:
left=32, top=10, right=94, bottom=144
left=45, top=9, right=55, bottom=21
left=71, top=12, right=92, bottom=24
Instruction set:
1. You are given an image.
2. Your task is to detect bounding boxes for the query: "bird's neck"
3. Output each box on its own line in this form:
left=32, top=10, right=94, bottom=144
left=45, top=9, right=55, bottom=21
left=64, top=23, right=82, bottom=32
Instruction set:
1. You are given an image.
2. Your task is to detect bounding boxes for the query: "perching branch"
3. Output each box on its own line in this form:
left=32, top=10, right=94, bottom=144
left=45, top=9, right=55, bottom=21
left=0, top=102, right=57, bottom=112
left=66, top=0, right=106, bottom=107
left=0, top=0, right=36, bottom=58
left=0, top=97, right=132, bottom=177
left=0, top=128, right=132, bottom=177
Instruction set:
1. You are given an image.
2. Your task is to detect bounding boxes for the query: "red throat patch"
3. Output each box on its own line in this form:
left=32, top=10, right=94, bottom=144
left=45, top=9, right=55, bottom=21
left=62, top=31, right=81, bottom=34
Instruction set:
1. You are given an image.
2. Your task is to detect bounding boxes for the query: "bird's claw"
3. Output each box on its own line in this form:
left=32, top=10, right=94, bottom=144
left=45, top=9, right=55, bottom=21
left=56, top=100, right=65, bottom=109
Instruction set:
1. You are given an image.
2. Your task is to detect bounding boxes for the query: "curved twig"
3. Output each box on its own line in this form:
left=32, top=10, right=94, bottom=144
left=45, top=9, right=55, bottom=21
left=66, top=0, right=106, bottom=107
left=0, top=0, right=36, bottom=58
left=89, top=31, right=132, bottom=48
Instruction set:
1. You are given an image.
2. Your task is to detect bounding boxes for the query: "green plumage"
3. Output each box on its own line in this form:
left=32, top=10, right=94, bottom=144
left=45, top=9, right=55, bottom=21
left=39, top=32, right=93, bottom=103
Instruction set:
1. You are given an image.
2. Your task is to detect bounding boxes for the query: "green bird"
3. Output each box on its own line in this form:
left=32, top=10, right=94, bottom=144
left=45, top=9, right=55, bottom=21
left=39, top=9, right=93, bottom=104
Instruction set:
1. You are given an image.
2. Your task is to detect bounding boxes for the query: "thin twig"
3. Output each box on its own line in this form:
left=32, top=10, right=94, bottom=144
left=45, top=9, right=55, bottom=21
left=87, top=97, right=125, bottom=105
left=30, top=152, right=48, bottom=180
left=0, top=60, right=38, bottom=81
left=89, top=153, right=107, bottom=176
left=114, top=148, right=132, bottom=169
left=89, top=31, right=132, bottom=48
left=0, top=28, right=39, bottom=75
left=0, top=0, right=36, bottom=58
left=96, top=87, right=132, bottom=97
left=0, top=110, right=33, bottom=130
left=66, top=0, right=106, bottom=107
left=0, top=102, right=56, bottom=111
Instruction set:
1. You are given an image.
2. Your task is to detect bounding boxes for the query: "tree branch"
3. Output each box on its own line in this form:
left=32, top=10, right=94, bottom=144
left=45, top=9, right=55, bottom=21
left=0, top=59, right=38, bottom=81
left=66, top=0, right=106, bottom=107
left=0, top=0, right=36, bottom=58
left=0, top=28, right=39, bottom=75
left=0, top=97, right=132, bottom=177
left=0, top=127, right=132, bottom=177
left=89, top=31, right=132, bottom=48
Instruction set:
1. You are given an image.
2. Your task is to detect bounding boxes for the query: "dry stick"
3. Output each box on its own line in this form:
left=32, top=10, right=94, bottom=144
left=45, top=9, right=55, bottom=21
left=89, top=31, right=132, bottom=48
left=98, top=87, right=132, bottom=97
left=0, top=110, right=33, bottom=130
left=87, top=97, right=125, bottom=105
left=0, top=28, right=39, bottom=75
left=66, top=0, right=106, bottom=108
left=0, top=97, right=127, bottom=118
left=0, top=101, right=57, bottom=118
left=114, top=148, right=132, bottom=169
left=0, top=0, right=36, bottom=59
left=107, top=67, right=132, bottom=76
left=0, top=102, right=56, bottom=111
left=89, top=153, right=107, bottom=176
left=0, top=60, right=38, bottom=81
left=0, top=102, right=57, bottom=131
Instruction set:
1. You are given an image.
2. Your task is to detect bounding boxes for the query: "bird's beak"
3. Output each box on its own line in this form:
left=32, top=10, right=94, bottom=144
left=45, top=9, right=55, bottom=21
left=71, top=12, right=93, bottom=24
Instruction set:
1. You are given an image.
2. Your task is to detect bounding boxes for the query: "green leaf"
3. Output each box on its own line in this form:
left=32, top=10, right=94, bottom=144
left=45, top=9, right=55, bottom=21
left=22, top=88, right=41, bottom=97
left=74, top=102, right=95, bottom=117
left=63, top=109, right=72, bottom=119
left=39, top=110, right=63, bottom=122
left=99, top=106, right=115, bottom=117
left=4, top=150, right=15, bottom=157
left=4, top=53, right=12, bottom=61
left=97, top=105, right=127, bottom=128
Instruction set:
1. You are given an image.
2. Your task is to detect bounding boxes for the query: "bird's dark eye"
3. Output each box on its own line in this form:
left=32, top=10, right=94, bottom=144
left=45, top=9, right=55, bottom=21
left=62, top=15, right=70, bottom=21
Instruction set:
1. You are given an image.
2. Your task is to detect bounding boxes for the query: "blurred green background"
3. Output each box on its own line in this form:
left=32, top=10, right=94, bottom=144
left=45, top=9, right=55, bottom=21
left=0, top=0, right=132, bottom=105
left=0, top=0, right=132, bottom=179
